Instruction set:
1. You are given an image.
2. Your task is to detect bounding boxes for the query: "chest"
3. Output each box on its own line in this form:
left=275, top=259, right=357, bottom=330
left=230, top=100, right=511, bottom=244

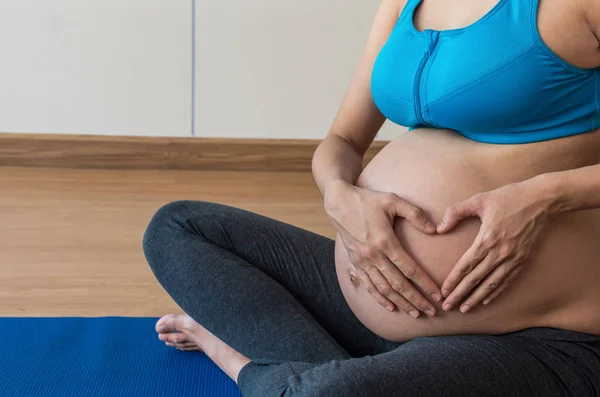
left=370, top=0, right=599, bottom=142
left=413, top=0, right=597, bottom=69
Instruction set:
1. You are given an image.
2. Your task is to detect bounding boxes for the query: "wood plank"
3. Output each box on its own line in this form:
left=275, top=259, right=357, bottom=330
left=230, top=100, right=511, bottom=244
left=0, top=166, right=335, bottom=317
left=0, top=133, right=388, bottom=172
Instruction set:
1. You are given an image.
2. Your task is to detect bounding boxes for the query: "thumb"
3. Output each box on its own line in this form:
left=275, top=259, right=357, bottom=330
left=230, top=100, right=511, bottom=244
left=437, top=196, right=482, bottom=233
left=392, top=197, right=436, bottom=234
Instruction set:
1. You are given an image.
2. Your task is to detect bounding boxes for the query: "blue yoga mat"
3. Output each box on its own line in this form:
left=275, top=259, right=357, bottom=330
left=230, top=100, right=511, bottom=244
left=0, top=317, right=242, bottom=397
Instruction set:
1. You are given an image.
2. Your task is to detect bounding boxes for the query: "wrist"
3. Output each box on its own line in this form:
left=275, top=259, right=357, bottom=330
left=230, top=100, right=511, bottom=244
left=323, top=179, right=353, bottom=213
left=527, top=172, right=572, bottom=217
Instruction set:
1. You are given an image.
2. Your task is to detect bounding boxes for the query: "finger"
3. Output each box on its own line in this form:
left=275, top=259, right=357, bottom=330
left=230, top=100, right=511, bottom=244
left=365, top=266, right=422, bottom=319
left=437, top=195, right=483, bottom=234
left=377, top=261, right=437, bottom=317
left=458, top=261, right=516, bottom=312
left=443, top=253, right=499, bottom=311
left=348, top=259, right=359, bottom=273
left=441, top=235, right=487, bottom=298
left=389, top=196, right=436, bottom=234
left=382, top=237, right=442, bottom=304
left=345, top=259, right=359, bottom=280
left=355, top=266, right=396, bottom=312
left=482, top=267, right=524, bottom=306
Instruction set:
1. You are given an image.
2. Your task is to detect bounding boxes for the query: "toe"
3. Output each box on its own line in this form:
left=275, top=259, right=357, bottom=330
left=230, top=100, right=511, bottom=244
left=159, top=331, right=190, bottom=344
left=156, top=313, right=204, bottom=352
left=178, top=346, right=202, bottom=351
left=156, top=314, right=187, bottom=333
left=175, top=342, right=199, bottom=348
left=170, top=332, right=190, bottom=344
left=165, top=341, right=201, bottom=351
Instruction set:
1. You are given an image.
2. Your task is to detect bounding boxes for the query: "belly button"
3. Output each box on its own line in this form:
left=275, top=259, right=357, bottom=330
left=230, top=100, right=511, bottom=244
left=350, top=273, right=360, bottom=285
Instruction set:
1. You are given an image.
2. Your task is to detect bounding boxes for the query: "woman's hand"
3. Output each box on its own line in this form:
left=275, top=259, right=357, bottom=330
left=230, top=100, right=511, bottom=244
left=325, top=180, right=442, bottom=318
left=437, top=178, right=558, bottom=313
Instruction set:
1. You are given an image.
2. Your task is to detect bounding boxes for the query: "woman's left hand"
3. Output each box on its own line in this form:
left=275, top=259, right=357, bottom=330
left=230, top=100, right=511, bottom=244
left=436, top=178, right=558, bottom=313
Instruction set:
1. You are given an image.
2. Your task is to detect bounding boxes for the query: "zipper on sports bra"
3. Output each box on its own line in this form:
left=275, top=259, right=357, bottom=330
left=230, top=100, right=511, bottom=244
left=414, top=30, right=440, bottom=125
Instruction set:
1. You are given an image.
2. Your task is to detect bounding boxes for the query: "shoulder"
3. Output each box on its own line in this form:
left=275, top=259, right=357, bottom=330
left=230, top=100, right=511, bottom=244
left=386, top=0, right=409, bottom=19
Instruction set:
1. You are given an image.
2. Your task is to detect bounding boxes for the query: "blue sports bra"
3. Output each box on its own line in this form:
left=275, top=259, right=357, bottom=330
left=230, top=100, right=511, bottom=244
left=371, top=0, right=600, bottom=144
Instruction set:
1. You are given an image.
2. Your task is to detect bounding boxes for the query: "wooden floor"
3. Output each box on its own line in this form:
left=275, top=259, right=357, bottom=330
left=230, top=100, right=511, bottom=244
left=0, top=167, right=334, bottom=317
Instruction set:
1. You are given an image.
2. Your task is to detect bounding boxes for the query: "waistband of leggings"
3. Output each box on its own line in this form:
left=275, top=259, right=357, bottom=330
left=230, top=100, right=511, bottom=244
left=507, top=327, right=600, bottom=343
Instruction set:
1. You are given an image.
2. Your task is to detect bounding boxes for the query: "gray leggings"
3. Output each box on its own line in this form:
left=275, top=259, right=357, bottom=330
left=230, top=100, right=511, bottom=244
left=142, top=201, right=600, bottom=397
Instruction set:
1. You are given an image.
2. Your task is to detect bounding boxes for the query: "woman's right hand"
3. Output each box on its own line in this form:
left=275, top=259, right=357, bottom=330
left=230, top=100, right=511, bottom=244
left=325, top=180, right=442, bottom=318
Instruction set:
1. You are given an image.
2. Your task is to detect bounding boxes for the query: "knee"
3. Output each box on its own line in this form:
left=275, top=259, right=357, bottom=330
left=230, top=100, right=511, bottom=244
left=143, top=200, right=191, bottom=242
left=142, top=200, right=202, bottom=267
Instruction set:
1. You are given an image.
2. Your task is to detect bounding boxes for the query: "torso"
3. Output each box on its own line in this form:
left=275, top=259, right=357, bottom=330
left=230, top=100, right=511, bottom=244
left=334, top=0, right=600, bottom=342
left=413, top=0, right=598, bottom=69
left=336, top=128, right=600, bottom=341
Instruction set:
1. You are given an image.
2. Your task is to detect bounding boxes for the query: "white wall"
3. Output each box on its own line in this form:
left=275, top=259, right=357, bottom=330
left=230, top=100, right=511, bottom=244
left=194, top=0, right=402, bottom=141
left=0, top=0, right=192, bottom=136
left=0, top=0, right=403, bottom=140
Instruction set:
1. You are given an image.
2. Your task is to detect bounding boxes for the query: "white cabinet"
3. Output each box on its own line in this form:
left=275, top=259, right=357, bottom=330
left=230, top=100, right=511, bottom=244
left=0, top=0, right=192, bottom=137
left=0, top=1, right=402, bottom=140
left=194, top=0, right=401, bottom=140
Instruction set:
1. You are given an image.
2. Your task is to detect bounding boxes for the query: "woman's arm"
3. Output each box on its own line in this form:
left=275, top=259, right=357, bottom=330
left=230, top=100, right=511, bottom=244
left=536, top=162, right=600, bottom=214
left=312, top=0, right=443, bottom=318
left=312, top=0, right=399, bottom=195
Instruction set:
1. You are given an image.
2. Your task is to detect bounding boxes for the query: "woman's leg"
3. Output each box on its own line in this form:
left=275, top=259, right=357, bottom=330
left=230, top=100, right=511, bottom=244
left=142, top=200, right=395, bottom=365
left=238, top=331, right=595, bottom=397
left=142, top=201, right=600, bottom=396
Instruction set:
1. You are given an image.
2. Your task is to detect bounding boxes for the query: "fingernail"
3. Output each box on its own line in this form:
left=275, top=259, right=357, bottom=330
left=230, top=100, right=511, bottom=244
left=387, top=306, right=395, bottom=312
left=437, top=222, right=446, bottom=232
left=431, top=293, right=442, bottom=302
left=442, top=302, right=452, bottom=311
left=483, top=299, right=490, bottom=306
left=409, top=310, right=420, bottom=319
left=424, top=309, right=435, bottom=317
left=441, top=289, right=450, bottom=298
left=460, top=304, right=471, bottom=313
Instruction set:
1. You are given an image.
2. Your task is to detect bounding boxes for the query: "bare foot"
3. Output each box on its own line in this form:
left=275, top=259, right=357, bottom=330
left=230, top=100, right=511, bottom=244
left=155, top=313, right=251, bottom=383
left=156, top=313, right=203, bottom=351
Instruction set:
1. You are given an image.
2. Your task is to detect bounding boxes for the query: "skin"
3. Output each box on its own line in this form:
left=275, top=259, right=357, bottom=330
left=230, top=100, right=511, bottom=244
left=155, top=0, right=600, bottom=384
left=335, top=129, right=600, bottom=341
left=318, top=0, right=600, bottom=322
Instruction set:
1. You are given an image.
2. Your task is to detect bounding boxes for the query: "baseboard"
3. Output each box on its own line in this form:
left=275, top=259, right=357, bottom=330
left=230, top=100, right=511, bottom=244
left=0, top=133, right=389, bottom=172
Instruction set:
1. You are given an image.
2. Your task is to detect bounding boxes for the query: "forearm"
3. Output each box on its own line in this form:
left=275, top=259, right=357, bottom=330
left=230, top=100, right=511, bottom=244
left=532, top=163, right=600, bottom=214
left=311, top=134, right=364, bottom=199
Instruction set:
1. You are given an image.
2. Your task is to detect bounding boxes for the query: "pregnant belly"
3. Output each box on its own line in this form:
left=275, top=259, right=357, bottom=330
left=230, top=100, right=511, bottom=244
left=335, top=128, right=600, bottom=342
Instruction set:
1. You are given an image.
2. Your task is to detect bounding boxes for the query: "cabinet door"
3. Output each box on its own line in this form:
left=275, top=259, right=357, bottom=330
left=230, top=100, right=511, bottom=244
left=194, top=0, right=402, bottom=140
left=0, top=0, right=192, bottom=137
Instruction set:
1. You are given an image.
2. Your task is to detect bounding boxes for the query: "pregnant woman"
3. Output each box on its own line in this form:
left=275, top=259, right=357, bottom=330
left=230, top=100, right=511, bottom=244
left=143, top=0, right=600, bottom=395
